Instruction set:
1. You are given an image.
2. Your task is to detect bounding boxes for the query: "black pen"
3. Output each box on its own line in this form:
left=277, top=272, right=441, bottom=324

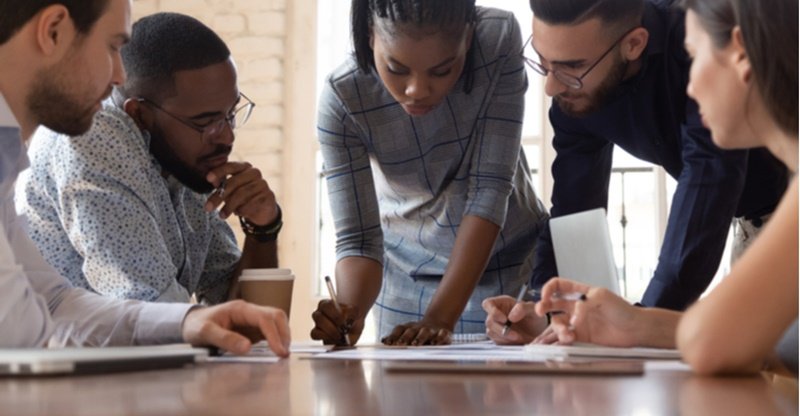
left=502, top=283, right=529, bottom=337
left=324, top=276, right=352, bottom=346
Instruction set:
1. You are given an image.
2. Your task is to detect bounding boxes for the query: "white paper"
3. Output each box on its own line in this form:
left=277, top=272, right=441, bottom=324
left=201, top=341, right=331, bottom=363
left=203, top=355, right=282, bottom=363
left=523, top=342, right=682, bottom=360
left=644, top=360, right=692, bottom=372
left=308, top=342, right=544, bottom=362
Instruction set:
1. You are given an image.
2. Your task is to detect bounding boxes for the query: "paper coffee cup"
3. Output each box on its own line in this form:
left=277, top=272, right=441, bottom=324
left=239, top=268, right=294, bottom=318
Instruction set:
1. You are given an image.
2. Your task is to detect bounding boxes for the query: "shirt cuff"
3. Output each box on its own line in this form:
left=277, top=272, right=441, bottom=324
left=465, top=188, right=511, bottom=227
left=133, top=302, right=195, bottom=345
left=336, top=248, right=384, bottom=266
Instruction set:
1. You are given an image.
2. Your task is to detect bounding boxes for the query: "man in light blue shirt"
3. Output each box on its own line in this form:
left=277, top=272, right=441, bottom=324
left=0, top=0, right=289, bottom=356
left=20, top=12, right=281, bottom=304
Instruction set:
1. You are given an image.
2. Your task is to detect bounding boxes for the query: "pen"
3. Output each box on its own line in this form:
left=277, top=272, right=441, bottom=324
left=502, top=283, right=529, bottom=337
left=216, top=177, right=228, bottom=199
left=528, top=289, right=588, bottom=302
left=324, top=276, right=352, bottom=346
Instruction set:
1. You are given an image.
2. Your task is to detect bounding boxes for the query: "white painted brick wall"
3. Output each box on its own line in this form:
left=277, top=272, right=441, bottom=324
left=131, top=0, right=286, bottom=243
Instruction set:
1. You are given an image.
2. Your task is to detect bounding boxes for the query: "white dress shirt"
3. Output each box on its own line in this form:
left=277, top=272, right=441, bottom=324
left=0, top=93, right=192, bottom=347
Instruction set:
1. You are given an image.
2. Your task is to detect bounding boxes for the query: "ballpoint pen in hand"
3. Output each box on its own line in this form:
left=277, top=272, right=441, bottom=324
left=216, top=177, right=228, bottom=199
left=502, top=283, right=529, bottom=337
left=528, top=289, right=588, bottom=302
left=324, top=276, right=352, bottom=346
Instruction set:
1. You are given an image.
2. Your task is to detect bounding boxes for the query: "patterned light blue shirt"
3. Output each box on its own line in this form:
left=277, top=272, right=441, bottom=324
left=318, top=7, right=547, bottom=337
left=19, top=104, right=239, bottom=304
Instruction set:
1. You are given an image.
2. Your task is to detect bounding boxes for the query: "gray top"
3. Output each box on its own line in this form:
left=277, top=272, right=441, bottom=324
left=19, top=104, right=239, bottom=304
left=317, top=7, right=547, bottom=336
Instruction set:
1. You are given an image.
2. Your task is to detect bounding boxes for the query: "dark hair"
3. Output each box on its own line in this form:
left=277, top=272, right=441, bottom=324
left=117, top=12, right=231, bottom=102
left=0, top=0, right=110, bottom=45
left=681, top=0, right=798, bottom=137
left=351, top=0, right=477, bottom=76
left=529, top=0, right=644, bottom=32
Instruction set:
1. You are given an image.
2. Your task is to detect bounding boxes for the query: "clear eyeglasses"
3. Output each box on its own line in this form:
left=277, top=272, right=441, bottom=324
left=138, top=93, right=255, bottom=142
left=521, top=27, right=639, bottom=90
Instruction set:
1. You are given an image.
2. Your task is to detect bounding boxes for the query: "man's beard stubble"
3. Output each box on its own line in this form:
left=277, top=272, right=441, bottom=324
left=555, top=57, right=629, bottom=118
left=27, top=59, right=107, bottom=137
left=147, top=125, right=232, bottom=194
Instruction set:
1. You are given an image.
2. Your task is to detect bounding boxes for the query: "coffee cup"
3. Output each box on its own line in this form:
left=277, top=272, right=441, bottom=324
left=239, top=268, right=294, bottom=318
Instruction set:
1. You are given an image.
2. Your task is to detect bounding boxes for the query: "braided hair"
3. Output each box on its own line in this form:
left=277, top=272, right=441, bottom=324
left=351, top=0, right=477, bottom=92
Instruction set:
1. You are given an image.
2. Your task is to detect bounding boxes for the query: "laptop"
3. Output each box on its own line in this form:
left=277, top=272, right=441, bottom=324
left=549, top=208, right=620, bottom=294
left=0, top=345, right=209, bottom=376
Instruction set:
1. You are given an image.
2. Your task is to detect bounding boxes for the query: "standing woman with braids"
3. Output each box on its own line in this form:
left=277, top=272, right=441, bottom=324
left=311, top=0, right=547, bottom=345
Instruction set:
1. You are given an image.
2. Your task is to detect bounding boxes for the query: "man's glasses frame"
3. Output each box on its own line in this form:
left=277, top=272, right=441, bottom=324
left=137, top=93, right=255, bottom=142
left=522, top=26, right=640, bottom=90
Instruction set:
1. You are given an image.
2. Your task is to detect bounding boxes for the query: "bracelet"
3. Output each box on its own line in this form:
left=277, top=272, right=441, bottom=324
left=239, top=205, right=282, bottom=242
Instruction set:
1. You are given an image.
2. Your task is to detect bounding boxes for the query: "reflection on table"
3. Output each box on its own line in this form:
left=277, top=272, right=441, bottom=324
left=0, top=356, right=796, bottom=416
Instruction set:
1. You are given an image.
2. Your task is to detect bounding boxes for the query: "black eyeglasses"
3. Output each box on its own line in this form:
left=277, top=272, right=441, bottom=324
left=137, top=93, right=255, bottom=142
left=522, top=27, right=639, bottom=90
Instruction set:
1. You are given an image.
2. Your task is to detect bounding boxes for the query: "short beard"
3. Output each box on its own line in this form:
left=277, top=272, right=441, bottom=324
left=27, top=56, right=102, bottom=136
left=148, top=126, right=214, bottom=193
left=147, top=126, right=232, bottom=194
left=555, top=57, right=628, bottom=118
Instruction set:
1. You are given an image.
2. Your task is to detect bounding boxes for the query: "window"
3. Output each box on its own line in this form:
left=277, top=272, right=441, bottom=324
left=314, top=0, right=352, bottom=297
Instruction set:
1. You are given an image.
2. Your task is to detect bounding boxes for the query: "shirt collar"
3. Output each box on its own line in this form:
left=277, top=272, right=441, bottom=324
left=641, top=1, right=669, bottom=58
left=0, top=93, right=26, bottom=200
left=0, top=92, right=20, bottom=129
left=615, top=2, right=678, bottom=92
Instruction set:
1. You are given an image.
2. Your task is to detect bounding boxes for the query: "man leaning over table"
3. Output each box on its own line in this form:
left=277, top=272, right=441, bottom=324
left=0, top=0, right=289, bottom=356
left=525, top=0, right=787, bottom=310
left=19, top=12, right=281, bottom=305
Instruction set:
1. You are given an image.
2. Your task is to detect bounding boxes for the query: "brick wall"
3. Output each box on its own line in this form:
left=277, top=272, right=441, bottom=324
left=131, top=0, right=288, bottom=243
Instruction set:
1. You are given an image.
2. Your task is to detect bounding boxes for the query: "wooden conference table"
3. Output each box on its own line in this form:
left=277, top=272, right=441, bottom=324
left=0, top=351, right=796, bottom=416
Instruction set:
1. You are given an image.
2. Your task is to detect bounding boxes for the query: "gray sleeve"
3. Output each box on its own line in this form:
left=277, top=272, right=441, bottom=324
left=464, top=12, right=527, bottom=226
left=317, top=79, right=384, bottom=264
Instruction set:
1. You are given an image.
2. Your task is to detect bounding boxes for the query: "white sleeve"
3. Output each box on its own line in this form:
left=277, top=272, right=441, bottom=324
left=0, top=196, right=192, bottom=347
left=0, top=217, right=53, bottom=347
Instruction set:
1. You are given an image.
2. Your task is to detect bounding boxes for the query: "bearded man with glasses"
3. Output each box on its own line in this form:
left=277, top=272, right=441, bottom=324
left=526, top=0, right=790, bottom=309
left=483, top=0, right=788, bottom=345
left=19, top=12, right=282, bottom=305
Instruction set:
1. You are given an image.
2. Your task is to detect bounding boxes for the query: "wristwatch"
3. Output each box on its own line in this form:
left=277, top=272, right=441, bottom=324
left=239, top=205, right=283, bottom=242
